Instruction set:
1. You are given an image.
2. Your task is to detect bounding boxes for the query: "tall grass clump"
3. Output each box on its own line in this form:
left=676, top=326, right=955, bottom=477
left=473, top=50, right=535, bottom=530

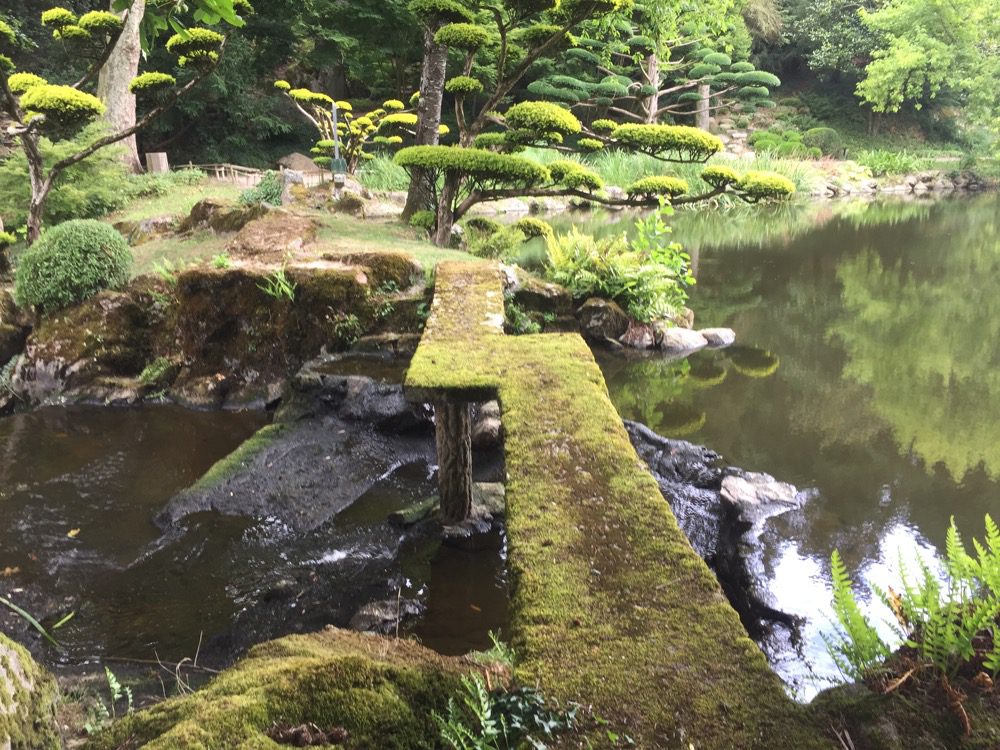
left=357, top=155, right=410, bottom=191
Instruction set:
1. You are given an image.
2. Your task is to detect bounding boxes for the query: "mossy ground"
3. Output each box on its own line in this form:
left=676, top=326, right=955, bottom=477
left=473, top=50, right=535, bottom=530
left=406, top=262, right=831, bottom=748
left=83, top=628, right=494, bottom=750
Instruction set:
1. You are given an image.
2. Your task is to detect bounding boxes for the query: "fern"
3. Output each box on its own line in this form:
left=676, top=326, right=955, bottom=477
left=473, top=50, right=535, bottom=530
left=822, top=550, right=891, bottom=680
left=985, top=625, right=1000, bottom=678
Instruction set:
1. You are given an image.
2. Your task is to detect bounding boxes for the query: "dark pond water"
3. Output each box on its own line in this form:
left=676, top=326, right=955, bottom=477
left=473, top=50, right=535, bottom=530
left=563, top=195, right=1000, bottom=697
left=0, top=403, right=507, bottom=674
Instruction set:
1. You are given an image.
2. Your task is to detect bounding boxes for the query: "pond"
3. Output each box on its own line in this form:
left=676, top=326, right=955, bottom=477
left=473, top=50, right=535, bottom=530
left=0, top=404, right=507, bottom=676
left=568, top=195, right=1000, bottom=697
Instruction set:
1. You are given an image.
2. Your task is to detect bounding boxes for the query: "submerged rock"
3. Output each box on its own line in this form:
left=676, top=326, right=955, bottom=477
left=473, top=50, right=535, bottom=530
left=721, top=473, right=805, bottom=524
left=349, top=598, right=425, bottom=635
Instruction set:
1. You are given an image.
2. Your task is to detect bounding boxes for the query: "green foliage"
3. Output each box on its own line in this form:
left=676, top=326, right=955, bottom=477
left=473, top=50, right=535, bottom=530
left=14, top=219, right=132, bottom=313
left=40, top=7, right=77, bottom=28
left=548, top=159, right=603, bottom=191
left=0, top=19, right=15, bottom=46
left=701, top=165, right=741, bottom=188
left=257, top=266, right=296, bottom=301
left=212, top=252, right=231, bottom=269
left=239, top=170, right=281, bottom=205
left=855, top=149, right=921, bottom=176
left=824, top=516, right=1000, bottom=684
left=164, top=27, right=225, bottom=57
left=505, top=299, right=542, bottom=335
left=332, top=312, right=362, bottom=344
left=505, top=101, right=582, bottom=136
left=357, top=155, right=411, bottom=191
left=407, top=0, right=474, bottom=23
left=511, top=217, right=552, bottom=238
left=612, top=124, right=723, bottom=162
left=822, top=550, right=892, bottom=680
left=577, top=137, right=604, bottom=152
left=396, top=146, right=550, bottom=187
left=434, top=22, right=490, bottom=51
left=138, top=356, right=174, bottom=387
left=546, top=200, right=693, bottom=322
left=801, top=127, right=843, bottom=155
left=434, top=674, right=578, bottom=750
left=0, top=231, right=15, bottom=249
left=591, top=119, right=617, bottom=135
left=468, top=226, right=527, bottom=260
left=464, top=216, right=503, bottom=236
left=128, top=71, right=176, bottom=94
left=446, top=75, right=484, bottom=95
left=85, top=667, right=134, bottom=735
left=18, top=83, right=105, bottom=136
left=77, top=10, right=122, bottom=35
left=736, top=171, right=796, bottom=201
left=626, top=175, right=689, bottom=198
left=409, top=209, right=436, bottom=232
left=7, top=72, right=47, bottom=95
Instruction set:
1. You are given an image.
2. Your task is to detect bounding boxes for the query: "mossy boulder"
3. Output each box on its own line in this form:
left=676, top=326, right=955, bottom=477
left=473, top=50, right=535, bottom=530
left=84, top=628, right=490, bottom=750
left=0, top=292, right=29, bottom=367
left=319, top=250, right=422, bottom=290
left=0, top=633, right=60, bottom=750
left=178, top=198, right=268, bottom=234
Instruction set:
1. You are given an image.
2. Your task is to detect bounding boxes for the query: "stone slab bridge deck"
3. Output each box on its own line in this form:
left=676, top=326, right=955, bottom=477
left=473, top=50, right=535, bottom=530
left=406, top=262, right=833, bottom=749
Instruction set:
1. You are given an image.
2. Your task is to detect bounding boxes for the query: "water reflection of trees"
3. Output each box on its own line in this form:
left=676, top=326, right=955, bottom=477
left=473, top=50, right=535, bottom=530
left=831, top=199, right=1000, bottom=483
left=599, top=196, right=1000, bottom=573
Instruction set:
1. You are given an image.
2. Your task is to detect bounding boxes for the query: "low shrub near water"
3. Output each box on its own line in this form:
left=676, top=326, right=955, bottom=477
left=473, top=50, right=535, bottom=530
left=545, top=199, right=693, bottom=322
left=15, top=219, right=132, bottom=313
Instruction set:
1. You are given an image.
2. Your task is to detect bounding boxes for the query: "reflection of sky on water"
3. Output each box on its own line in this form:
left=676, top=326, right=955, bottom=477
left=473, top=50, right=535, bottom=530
left=765, top=522, right=941, bottom=699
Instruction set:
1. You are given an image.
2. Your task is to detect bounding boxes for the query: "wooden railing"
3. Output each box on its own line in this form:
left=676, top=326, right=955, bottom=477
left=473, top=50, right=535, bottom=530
left=179, top=163, right=333, bottom=189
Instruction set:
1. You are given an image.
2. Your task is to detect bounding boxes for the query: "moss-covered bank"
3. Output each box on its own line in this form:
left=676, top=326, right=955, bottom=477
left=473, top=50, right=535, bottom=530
left=84, top=628, right=491, bottom=750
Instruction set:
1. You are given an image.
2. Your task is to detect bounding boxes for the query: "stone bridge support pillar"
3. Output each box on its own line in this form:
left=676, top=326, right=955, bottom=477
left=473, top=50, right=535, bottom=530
left=434, top=400, right=473, bottom=523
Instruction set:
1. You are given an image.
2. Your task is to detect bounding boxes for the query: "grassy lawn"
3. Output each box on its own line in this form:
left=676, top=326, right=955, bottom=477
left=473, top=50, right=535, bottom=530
left=109, top=179, right=243, bottom=224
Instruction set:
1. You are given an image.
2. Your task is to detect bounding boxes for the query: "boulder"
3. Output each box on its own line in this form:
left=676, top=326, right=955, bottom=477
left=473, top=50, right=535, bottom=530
left=113, top=215, right=176, bottom=246
left=349, top=599, right=425, bottom=635
left=699, top=328, right=736, bottom=348
left=720, top=472, right=804, bottom=524
left=656, top=325, right=708, bottom=355
left=227, top=212, right=319, bottom=259
left=178, top=198, right=267, bottom=234
left=0, top=634, right=60, bottom=750
left=277, top=152, right=319, bottom=172
left=620, top=320, right=656, bottom=350
left=671, top=306, right=695, bottom=329
left=577, top=298, right=630, bottom=342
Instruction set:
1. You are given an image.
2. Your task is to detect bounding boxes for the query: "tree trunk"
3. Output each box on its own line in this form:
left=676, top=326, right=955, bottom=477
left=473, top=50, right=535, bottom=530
left=695, top=84, right=711, bottom=131
left=643, top=53, right=659, bottom=124
left=434, top=401, right=473, bottom=524
left=24, top=134, right=48, bottom=245
left=433, top=172, right=460, bottom=247
left=97, top=0, right=145, bottom=173
left=402, top=26, right=448, bottom=220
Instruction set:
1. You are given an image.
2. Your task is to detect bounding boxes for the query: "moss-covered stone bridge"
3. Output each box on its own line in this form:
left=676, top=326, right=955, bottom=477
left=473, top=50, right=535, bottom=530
left=406, top=261, right=830, bottom=748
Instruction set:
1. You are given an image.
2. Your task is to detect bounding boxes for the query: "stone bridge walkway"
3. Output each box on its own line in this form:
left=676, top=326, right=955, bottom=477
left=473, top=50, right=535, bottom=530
left=405, top=261, right=831, bottom=748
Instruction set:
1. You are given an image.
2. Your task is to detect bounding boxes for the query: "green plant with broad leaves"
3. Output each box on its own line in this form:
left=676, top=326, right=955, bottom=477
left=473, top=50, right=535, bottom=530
left=84, top=667, right=134, bottom=735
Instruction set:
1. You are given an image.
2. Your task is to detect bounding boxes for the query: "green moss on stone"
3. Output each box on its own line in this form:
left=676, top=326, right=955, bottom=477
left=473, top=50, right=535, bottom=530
left=0, top=634, right=60, bottom=750
left=83, top=628, right=484, bottom=750
left=403, top=261, right=831, bottom=748
left=192, top=423, right=289, bottom=490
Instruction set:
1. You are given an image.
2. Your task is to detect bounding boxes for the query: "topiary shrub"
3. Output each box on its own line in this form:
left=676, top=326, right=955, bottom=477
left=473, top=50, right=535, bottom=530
left=445, top=75, right=484, bottom=95
left=548, top=160, right=603, bottom=191
left=505, top=101, right=582, bottom=137
left=464, top=216, right=503, bottom=236
left=626, top=175, right=689, bottom=198
left=700, top=165, right=741, bottom=189
left=239, top=170, right=282, bottom=206
left=612, top=124, right=722, bottom=162
left=511, top=217, right=552, bottom=238
left=18, top=84, right=105, bottom=137
left=736, top=172, right=796, bottom=202
left=434, top=22, right=490, bottom=50
left=15, top=219, right=132, bottom=313
left=468, top=226, right=527, bottom=260
left=802, top=127, right=843, bottom=156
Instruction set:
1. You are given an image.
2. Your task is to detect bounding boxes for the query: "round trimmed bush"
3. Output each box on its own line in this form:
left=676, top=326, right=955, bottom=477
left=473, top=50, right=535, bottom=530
left=15, top=219, right=132, bottom=313
left=407, top=0, right=474, bottom=23
left=434, top=22, right=490, bottom=51
left=77, top=10, right=123, bottom=35
left=445, top=75, right=484, bottom=96
left=19, top=84, right=105, bottom=136
left=547, top=160, right=603, bottom=191
left=128, top=71, right=176, bottom=95
left=505, top=101, right=582, bottom=136
left=701, top=165, right=741, bottom=189
left=802, top=127, right=843, bottom=156
left=511, top=217, right=552, bottom=238
left=736, top=171, right=796, bottom=202
left=8, top=72, right=47, bottom=95
left=165, top=27, right=224, bottom=57
left=612, top=123, right=722, bottom=161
